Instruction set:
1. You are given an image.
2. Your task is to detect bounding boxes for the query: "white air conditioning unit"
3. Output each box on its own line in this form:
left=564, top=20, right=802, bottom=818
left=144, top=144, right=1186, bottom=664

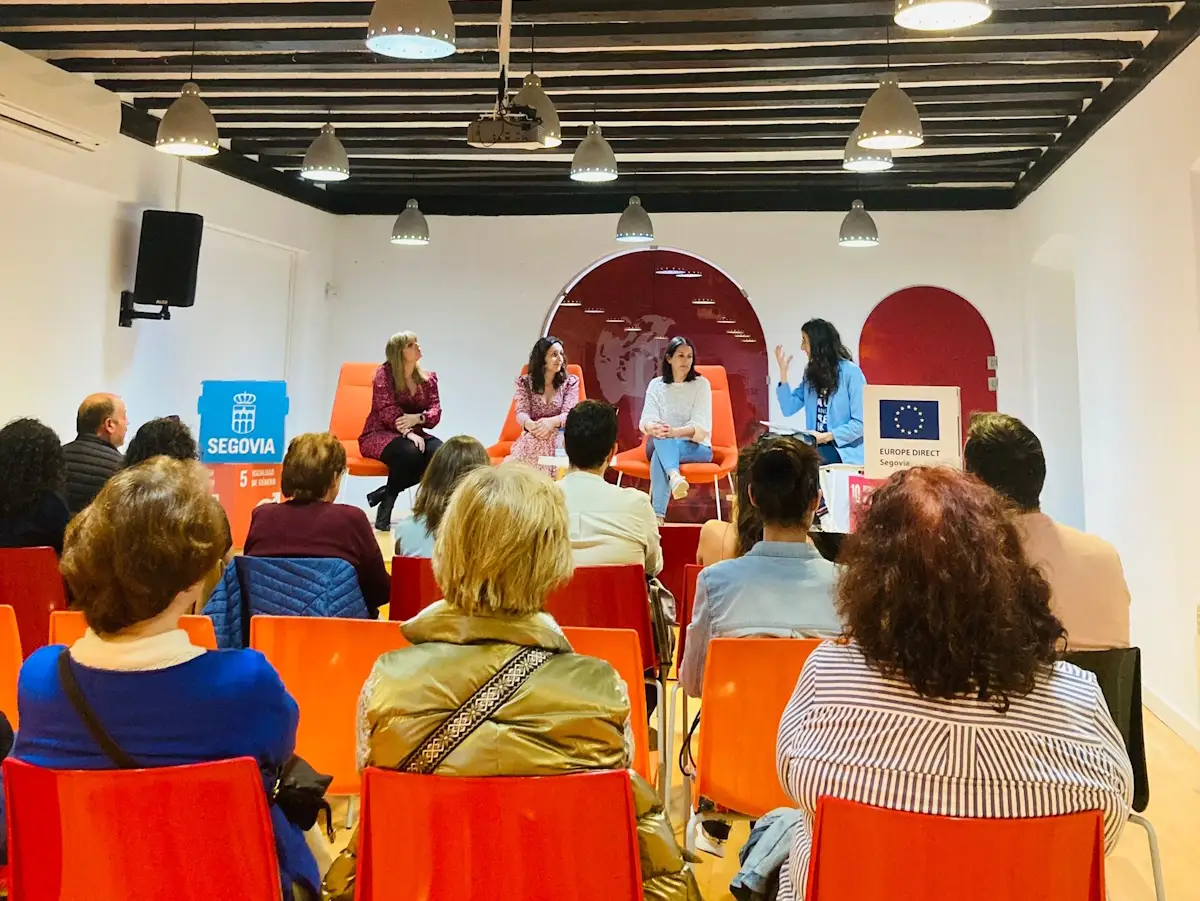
left=0, top=42, right=121, bottom=152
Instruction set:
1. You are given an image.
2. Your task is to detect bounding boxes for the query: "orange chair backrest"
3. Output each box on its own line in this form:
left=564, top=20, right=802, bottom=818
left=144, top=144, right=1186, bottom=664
left=389, top=555, right=442, bottom=621
left=696, top=637, right=821, bottom=817
left=545, top=564, right=656, bottom=670
left=329, top=362, right=380, bottom=447
left=493, top=363, right=587, bottom=445
left=561, top=627, right=651, bottom=782
left=0, top=606, right=22, bottom=729
left=806, top=797, right=1105, bottom=901
left=250, top=615, right=409, bottom=795
left=357, top=768, right=642, bottom=901
left=694, top=365, right=735, bottom=450
left=48, top=611, right=216, bottom=651
left=0, top=547, right=68, bottom=658
left=4, top=756, right=280, bottom=901
left=676, top=564, right=703, bottom=671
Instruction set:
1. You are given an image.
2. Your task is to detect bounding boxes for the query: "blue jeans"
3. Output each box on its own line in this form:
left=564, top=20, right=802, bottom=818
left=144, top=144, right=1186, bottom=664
left=645, top=437, right=713, bottom=517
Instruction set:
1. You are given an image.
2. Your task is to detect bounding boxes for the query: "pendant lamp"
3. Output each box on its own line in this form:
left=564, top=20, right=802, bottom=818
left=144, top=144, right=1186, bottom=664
left=571, top=123, right=618, bottom=183
left=390, top=199, right=429, bottom=245
left=839, top=200, right=880, bottom=248
left=843, top=130, right=893, bottom=172
left=895, top=0, right=991, bottom=30
left=156, top=82, right=219, bottom=157
left=513, top=73, right=561, bottom=149
left=615, top=196, right=654, bottom=243
left=857, top=75, right=924, bottom=150
left=366, top=0, right=456, bottom=59
left=301, top=124, right=350, bottom=181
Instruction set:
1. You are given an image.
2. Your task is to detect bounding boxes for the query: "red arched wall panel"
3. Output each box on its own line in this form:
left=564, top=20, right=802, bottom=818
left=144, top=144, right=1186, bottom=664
left=858, top=286, right=996, bottom=441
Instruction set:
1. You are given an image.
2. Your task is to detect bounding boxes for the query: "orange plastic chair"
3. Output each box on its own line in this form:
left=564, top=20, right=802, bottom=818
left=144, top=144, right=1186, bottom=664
left=658, top=523, right=701, bottom=612
left=356, top=768, right=642, bottom=901
left=388, top=555, right=442, bottom=621
left=687, top=637, right=821, bottom=849
left=47, top=610, right=217, bottom=650
left=250, top=615, right=409, bottom=795
left=0, top=607, right=22, bottom=729
left=612, top=365, right=738, bottom=518
left=805, top=797, right=1106, bottom=901
left=562, top=626, right=653, bottom=785
left=329, top=362, right=390, bottom=477
left=3, top=757, right=280, bottom=901
left=0, top=547, right=68, bottom=658
left=486, top=363, right=587, bottom=464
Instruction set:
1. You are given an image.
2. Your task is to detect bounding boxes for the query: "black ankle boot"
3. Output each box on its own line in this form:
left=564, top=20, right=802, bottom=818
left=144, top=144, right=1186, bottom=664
left=374, top=492, right=397, bottom=531
left=366, top=486, right=387, bottom=508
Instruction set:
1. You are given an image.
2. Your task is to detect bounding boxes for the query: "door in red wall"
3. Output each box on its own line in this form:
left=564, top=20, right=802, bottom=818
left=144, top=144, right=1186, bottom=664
left=858, top=286, right=996, bottom=441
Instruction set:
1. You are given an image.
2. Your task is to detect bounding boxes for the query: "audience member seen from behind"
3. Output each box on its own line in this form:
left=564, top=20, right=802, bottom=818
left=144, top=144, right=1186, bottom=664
left=393, top=434, right=490, bottom=557
left=0, top=418, right=70, bottom=555
left=558, top=400, right=662, bottom=575
left=61, top=393, right=127, bottom=515
left=696, top=441, right=763, bottom=567
left=965, top=412, right=1130, bottom=650
left=11, top=458, right=320, bottom=900
left=506, top=335, right=581, bottom=472
left=323, top=463, right=699, bottom=901
left=641, top=337, right=713, bottom=521
left=775, top=467, right=1133, bottom=901
left=358, top=331, right=444, bottom=531
left=244, top=432, right=390, bottom=617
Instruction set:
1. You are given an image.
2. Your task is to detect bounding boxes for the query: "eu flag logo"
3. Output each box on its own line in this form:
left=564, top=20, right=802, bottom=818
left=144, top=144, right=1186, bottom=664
left=879, top=399, right=940, bottom=440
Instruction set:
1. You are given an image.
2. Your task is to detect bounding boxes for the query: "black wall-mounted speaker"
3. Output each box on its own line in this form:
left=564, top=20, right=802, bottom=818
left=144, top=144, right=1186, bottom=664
left=132, top=210, right=204, bottom=308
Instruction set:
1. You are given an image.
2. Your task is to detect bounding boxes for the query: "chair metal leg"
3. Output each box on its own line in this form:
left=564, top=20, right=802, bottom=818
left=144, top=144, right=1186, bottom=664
left=713, top=477, right=722, bottom=520
left=1130, top=814, right=1166, bottom=901
left=664, top=681, right=677, bottom=808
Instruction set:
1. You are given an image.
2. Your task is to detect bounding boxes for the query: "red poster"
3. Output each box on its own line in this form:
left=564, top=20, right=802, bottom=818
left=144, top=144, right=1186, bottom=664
left=848, top=475, right=887, bottom=532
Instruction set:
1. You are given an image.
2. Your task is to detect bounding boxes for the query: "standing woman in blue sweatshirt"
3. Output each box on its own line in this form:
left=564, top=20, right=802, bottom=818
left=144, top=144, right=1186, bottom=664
left=775, top=319, right=866, bottom=465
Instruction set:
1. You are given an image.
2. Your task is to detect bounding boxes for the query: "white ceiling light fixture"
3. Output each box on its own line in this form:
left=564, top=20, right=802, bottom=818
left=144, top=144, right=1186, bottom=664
left=839, top=199, right=880, bottom=248
left=156, top=82, right=219, bottom=157
left=857, top=74, right=924, bottom=150
left=655, top=266, right=687, bottom=276
left=365, top=0, right=456, bottom=59
left=843, top=129, right=893, bottom=172
left=390, top=198, right=430, bottom=246
left=606, top=315, right=624, bottom=323
left=301, top=123, right=350, bottom=181
left=571, top=123, right=619, bottom=183
left=675, top=270, right=702, bottom=279
left=616, top=196, right=654, bottom=243
left=691, top=297, right=716, bottom=306
left=584, top=307, right=605, bottom=314
left=559, top=297, right=582, bottom=307
left=624, top=322, right=643, bottom=333
left=895, top=0, right=992, bottom=31
left=717, top=314, right=736, bottom=324
left=513, top=73, right=561, bottom=148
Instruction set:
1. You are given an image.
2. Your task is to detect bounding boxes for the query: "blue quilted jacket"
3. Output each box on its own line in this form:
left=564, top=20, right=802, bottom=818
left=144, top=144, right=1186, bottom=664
left=203, top=556, right=371, bottom=649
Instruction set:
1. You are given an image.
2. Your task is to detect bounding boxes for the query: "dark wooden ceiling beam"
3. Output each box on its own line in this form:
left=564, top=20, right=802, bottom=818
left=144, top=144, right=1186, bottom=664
left=322, top=174, right=1020, bottom=192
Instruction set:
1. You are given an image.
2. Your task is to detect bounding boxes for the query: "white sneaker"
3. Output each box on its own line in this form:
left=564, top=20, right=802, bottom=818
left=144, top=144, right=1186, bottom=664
left=688, top=812, right=727, bottom=859
left=669, top=472, right=690, bottom=500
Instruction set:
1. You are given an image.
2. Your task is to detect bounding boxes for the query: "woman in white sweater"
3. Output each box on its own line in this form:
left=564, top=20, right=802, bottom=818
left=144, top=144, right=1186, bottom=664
left=639, top=337, right=713, bottom=520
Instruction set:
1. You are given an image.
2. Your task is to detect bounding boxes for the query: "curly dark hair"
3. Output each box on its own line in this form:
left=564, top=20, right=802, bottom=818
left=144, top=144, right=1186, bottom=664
left=124, top=417, right=198, bottom=468
left=731, top=442, right=764, bottom=556
left=837, top=466, right=1064, bottom=711
left=801, top=318, right=853, bottom=398
left=0, top=418, right=65, bottom=519
left=527, top=336, right=567, bottom=394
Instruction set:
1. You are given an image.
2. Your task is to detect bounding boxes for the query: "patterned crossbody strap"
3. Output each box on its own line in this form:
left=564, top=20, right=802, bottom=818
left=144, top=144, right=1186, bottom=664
left=400, top=646, right=555, bottom=775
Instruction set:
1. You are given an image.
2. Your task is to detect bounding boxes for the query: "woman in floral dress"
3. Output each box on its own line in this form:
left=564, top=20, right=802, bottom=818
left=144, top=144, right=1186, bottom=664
left=506, top=336, right=580, bottom=474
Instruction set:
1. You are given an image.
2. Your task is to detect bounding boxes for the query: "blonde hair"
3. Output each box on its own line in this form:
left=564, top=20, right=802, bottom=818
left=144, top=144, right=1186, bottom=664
left=385, top=331, right=427, bottom=395
left=281, top=432, right=347, bottom=502
left=432, top=462, right=573, bottom=616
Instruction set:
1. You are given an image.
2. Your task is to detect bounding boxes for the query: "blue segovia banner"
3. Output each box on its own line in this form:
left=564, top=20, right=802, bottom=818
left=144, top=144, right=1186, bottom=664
left=198, top=380, right=289, bottom=463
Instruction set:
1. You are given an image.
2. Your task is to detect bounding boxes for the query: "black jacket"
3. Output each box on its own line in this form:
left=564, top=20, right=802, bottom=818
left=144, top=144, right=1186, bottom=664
left=61, top=434, right=123, bottom=515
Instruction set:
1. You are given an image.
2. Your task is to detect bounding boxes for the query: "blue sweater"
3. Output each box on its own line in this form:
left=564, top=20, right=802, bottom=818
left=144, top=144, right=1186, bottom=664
left=10, top=646, right=319, bottom=895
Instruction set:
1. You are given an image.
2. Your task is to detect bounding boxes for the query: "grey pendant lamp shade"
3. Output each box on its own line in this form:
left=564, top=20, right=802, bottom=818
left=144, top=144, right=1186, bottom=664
left=895, top=0, right=991, bottom=30
left=155, top=82, right=219, bottom=157
left=616, top=196, right=654, bottom=243
left=839, top=200, right=880, bottom=248
left=365, top=0, right=456, bottom=59
left=301, top=124, right=350, bottom=181
left=514, top=73, right=561, bottom=148
left=843, top=130, right=893, bottom=172
left=857, top=75, right=924, bottom=150
left=571, top=123, right=619, bottom=183
left=391, top=199, right=430, bottom=246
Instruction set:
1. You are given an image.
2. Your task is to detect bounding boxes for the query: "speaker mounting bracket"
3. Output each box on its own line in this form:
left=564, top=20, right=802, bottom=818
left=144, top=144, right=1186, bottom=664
left=119, top=291, right=172, bottom=328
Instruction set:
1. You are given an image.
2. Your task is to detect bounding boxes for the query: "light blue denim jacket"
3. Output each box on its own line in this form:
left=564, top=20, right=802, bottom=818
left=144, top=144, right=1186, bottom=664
left=776, top=358, right=866, bottom=464
left=393, top=513, right=435, bottom=558
left=679, top=542, right=841, bottom=697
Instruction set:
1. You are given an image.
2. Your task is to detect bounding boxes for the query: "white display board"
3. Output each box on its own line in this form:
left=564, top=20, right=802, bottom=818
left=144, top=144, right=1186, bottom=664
left=863, top=384, right=963, bottom=479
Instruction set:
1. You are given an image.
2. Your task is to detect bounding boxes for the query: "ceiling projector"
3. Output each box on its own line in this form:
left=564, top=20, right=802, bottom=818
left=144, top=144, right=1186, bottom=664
left=467, top=103, right=546, bottom=150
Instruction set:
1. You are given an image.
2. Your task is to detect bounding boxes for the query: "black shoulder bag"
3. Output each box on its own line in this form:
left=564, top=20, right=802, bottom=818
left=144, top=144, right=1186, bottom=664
left=57, top=649, right=334, bottom=838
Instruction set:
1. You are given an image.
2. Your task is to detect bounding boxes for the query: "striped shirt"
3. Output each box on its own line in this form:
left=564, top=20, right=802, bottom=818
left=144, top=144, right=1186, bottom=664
left=775, top=641, right=1133, bottom=901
